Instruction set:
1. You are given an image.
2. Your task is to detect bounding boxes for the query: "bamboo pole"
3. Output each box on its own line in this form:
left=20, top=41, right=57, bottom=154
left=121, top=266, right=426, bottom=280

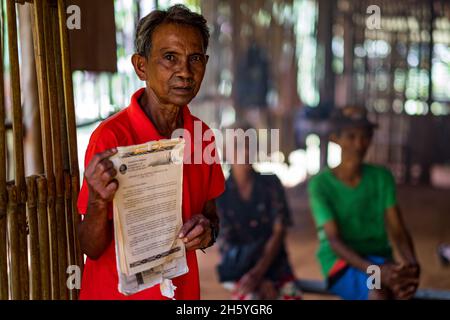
left=7, top=184, right=20, bottom=299
left=57, top=0, right=83, bottom=275
left=0, top=201, right=6, bottom=300
left=31, top=0, right=59, bottom=299
left=53, top=4, right=75, bottom=298
left=37, top=176, right=50, bottom=300
left=0, top=0, right=8, bottom=300
left=26, top=176, right=41, bottom=300
left=52, top=4, right=76, bottom=298
left=6, top=0, right=29, bottom=300
left=0, top=196, right=6, bottom=300
left=51, top=4, right=70, bottom=173
left=64, top=171, right=76, bottom=299
left=43, top=0, right=68, bottom=300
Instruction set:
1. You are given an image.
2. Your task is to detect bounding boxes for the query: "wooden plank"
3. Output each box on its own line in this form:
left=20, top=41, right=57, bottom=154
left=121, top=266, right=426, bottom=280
left=296, top=279, right=450, bottom=300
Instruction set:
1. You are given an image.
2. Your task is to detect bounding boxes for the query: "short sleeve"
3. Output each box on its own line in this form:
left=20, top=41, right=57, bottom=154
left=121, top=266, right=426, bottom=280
left=206, top=162, right=225, bottom=201
left=269, top=175, right=293, bottom=227
left=77, top=126, right=119, bottom=216
left=383, top=168, right=397, bottom=210
left=308, top=176, right=335, bottom=228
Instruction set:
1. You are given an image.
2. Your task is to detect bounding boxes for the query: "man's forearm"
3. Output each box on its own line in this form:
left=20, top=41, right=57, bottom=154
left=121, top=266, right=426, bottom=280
left=202, top=200, right=219, bottom=226
left=253, top=230, right=284, bottom=276
left=391, top=229, right=417, bottom=266
left=330, top=238, right=372, bottom=272
left=78, top=202, right=112, bottom=260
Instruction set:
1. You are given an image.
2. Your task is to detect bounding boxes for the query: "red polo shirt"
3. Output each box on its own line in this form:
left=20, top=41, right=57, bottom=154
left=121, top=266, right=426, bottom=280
left=77, top=88, right=225, bottom=300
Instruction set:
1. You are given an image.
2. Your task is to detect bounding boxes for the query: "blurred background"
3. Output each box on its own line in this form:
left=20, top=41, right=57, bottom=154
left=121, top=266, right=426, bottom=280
left=3, top=0, right=450, bottom=299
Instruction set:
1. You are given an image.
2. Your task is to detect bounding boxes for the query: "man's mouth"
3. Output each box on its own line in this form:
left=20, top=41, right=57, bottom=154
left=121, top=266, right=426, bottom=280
left=172, top=86, right=194, bottom=94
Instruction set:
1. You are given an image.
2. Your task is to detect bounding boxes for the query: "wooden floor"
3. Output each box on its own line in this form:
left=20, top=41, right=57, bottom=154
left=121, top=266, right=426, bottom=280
left=198, top=183, right=450, bottom=300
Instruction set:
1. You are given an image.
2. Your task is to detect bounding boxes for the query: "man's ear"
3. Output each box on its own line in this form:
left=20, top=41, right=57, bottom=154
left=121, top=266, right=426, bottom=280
left=131, top=54, right=148, bottom=81
left=205, top=54, right=209, bottom=65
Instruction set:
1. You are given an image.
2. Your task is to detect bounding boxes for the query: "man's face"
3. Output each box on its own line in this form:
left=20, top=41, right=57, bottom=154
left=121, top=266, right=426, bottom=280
left=332, top=127, right=372, bottom=163
left=141, top=23, right=208, bottom=107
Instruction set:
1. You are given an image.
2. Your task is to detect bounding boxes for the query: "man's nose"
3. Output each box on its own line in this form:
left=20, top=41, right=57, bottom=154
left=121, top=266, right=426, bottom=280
left=176, top=58, right=193, bottom=79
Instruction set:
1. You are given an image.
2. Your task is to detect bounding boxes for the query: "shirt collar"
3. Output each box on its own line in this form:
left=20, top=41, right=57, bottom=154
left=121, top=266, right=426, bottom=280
left=127, top=88, right=195, bottom=150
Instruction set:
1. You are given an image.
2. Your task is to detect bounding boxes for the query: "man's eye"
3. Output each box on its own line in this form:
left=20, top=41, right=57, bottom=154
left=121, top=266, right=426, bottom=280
left=164, top=54, right=175, bottom=61
left=190, top=55, right=202, bottom=62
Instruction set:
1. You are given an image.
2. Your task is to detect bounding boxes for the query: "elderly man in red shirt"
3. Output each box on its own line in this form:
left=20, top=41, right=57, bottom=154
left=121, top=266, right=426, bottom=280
left=76, top=5, right=225, bottom=300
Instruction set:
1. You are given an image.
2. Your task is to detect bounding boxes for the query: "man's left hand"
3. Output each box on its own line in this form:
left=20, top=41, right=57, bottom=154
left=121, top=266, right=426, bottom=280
left=179, top=214, right=212, bottom=251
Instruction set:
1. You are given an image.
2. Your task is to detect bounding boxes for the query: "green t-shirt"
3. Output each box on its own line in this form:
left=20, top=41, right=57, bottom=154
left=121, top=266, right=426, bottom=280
left=308, top=164, right=396, bottom=277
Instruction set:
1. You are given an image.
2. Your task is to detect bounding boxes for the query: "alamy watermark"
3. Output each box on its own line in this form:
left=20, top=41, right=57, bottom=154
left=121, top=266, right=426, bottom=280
left=366, top=5, right=381, bottom=30
left=168, top=121, right=280, bottom=165
left=67, top=265, right=81, bottom=290
left=366, top=265, right=381, bottom=290
left=66, top=5, right=81, bottom=30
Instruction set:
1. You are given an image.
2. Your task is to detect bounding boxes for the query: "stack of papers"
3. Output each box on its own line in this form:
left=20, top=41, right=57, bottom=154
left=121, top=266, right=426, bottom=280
left=110, top=138, right=188, bottom=298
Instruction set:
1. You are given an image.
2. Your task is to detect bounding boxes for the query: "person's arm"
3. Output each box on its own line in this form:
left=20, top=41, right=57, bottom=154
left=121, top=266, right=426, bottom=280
left=78, top=148, right=118, bottom=260
left=385, top=205, right=420, bottom=299
left=179, top=199, right=218, bottom=251
left=385, top=205, right=418, bottom=267
left=323, top=220, right=402, bottom=292
left=323, top=220, right=373, bottom=272
left=239, top=221, right=285, bottom=294
left=240, top=175, right=290, bottom=294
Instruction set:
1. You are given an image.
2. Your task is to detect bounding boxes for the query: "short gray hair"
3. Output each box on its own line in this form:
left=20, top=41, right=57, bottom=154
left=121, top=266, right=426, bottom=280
left=135, top=4, right=210, bottom=58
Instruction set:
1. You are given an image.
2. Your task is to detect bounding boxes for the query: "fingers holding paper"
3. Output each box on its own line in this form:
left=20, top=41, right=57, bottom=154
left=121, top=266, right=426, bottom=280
left=179, top=214, right=212, bottom=251
left=85, top=148, right=119, bottom=205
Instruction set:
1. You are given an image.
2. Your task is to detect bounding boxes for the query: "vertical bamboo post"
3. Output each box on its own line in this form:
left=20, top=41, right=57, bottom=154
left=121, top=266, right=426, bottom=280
left=31, top=0, right=59, bottom=299
left=26, top=176, right=41, bottom=300
left=43, top=0, right=68, bottom=300
left=0, top=194, right=6, bottom=300
left=6, top=0, right=29, bottom=300
left=0, top=0, right=8, bottom=300
left=0, top=201, right=6, bottom=300
left=57, top=0, right=83, bottom=275
left=7, top=184, right=20, bottom=299
left=37, top=176, right=51, bottom=300
left=63, top=171, right=76, bottom=299
left=53, top=2, right=75, bottom=294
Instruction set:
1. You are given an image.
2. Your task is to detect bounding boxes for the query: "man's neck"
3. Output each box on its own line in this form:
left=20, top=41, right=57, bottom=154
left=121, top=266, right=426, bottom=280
left=333, top=159, right=363, bottom=187
left=232, top=166, right=253, bottom=187
left=139, top=88, right=183, bottom=138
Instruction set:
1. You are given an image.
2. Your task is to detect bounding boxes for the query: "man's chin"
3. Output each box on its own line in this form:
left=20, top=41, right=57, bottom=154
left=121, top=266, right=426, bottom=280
left=169, top=96, right=195, bottom=107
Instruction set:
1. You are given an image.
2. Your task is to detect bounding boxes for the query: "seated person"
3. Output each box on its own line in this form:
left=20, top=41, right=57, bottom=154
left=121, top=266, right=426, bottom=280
left=215, top=124, right=302, bottom=300
left=308, top=106, right=420, bottom=300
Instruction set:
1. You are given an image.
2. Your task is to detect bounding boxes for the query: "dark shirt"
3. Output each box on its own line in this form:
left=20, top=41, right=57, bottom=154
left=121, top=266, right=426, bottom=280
left=216, top=170, right=294, bottom=282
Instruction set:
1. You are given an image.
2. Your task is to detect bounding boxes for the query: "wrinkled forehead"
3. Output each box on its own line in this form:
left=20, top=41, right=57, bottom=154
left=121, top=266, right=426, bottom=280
left=151, top=23, right=205, bottom=53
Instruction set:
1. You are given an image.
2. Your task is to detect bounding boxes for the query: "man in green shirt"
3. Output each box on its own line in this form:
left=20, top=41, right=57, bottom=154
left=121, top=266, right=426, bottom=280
left=308, top=106, right=420, bottom=300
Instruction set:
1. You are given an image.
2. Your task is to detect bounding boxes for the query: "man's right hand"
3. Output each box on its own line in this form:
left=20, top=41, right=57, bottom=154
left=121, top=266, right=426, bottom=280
left=85, top=148, right=119, bottom=208
left=380, top=263, right=400, bottom=288
left=380, top=263, right=420, bottom=299
left=79, top=148, right=118, bottom=260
